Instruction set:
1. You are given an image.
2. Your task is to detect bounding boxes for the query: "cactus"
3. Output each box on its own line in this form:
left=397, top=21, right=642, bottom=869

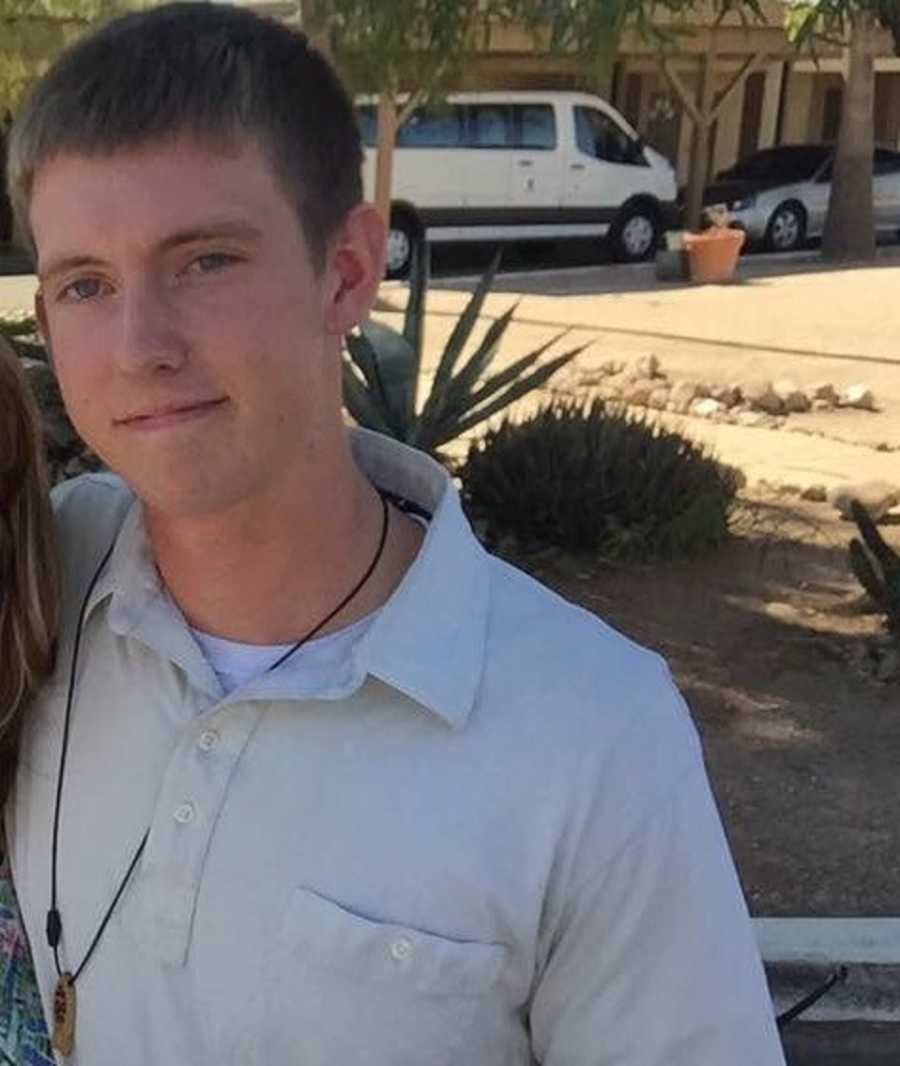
left=849, top=499, right=900, bottom=632
left=342, top=243, right=585, bottom=457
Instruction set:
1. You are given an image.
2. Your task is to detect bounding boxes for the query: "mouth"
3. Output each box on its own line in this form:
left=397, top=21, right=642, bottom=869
left=116, top=397, right=229, bottom=431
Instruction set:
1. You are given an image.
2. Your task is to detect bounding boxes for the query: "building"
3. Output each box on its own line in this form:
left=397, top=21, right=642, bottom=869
left=456, top=3, right=900, bottom=188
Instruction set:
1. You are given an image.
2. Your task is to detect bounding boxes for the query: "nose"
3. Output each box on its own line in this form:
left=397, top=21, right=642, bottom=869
left=114, top=278, right=189, bottom=376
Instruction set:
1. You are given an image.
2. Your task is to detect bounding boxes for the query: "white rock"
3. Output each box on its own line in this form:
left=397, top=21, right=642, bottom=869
left=839, top=384, right=876, bottom=411
left=828, top=480, right=900, bottom=521
left=691, top=397, right=726, bottom=419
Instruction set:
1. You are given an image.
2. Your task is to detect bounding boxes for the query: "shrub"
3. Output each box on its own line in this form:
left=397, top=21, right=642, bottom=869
left=459, top=399, right=740, bottom=561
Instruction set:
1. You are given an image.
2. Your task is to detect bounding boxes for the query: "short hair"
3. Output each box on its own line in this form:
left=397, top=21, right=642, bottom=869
left=7, top=1, right=363, bottom=271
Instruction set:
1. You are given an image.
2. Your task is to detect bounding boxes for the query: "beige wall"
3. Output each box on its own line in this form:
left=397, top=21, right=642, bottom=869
left=781, top=70, right=814, bottom=143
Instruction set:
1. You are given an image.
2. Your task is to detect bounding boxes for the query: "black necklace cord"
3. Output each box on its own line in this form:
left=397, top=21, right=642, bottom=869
left=266, top=489, right=390, bottom=674
left=47, top=536, right=118, bottom=978
left=46, top=488, right=391, bottom=983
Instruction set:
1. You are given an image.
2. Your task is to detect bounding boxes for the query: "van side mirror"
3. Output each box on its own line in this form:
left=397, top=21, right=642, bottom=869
left=628, top=138, right=647, bottom=165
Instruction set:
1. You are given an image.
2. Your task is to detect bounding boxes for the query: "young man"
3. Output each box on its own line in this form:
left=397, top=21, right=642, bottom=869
left=7, top=4, right=785, bottom=1063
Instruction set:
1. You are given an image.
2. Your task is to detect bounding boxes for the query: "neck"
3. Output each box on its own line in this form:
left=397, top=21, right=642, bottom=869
left=144, top=446, right=424, bottom=645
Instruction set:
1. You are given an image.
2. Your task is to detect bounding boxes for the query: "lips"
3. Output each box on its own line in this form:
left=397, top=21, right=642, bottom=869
left=116, top=396, right=228, bottom=429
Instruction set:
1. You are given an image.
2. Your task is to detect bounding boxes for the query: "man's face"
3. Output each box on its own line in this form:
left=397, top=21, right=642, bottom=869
left=30, top=136, right=350, bottom=518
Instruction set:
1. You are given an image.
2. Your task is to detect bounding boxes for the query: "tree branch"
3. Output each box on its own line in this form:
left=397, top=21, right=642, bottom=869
left=660, top=56, right=703, bottom=127
left=397, top=88, right=425, bottom=126
left=710, top=50, right=769, bottom=123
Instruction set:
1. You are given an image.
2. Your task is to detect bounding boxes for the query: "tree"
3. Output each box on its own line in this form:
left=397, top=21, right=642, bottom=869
left=300, top=0, right=488, bottom=229
left=0, top=0, right=133, bottom=242
left=513, top=0, right=770, bottom=230
left=787, top=0, right=900, bottom=261
left=0, top=0, right=129, bottom=117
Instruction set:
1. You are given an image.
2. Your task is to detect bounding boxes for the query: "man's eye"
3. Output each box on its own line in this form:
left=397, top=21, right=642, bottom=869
left=61, top=277, right=106, bottom=302
left=188, top=253, right=236, bottom=274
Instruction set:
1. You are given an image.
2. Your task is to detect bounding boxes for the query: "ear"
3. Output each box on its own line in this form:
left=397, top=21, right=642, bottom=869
left=322, top=203, right=386, bottom=337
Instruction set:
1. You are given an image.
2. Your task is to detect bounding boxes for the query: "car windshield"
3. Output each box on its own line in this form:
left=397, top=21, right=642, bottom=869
left=725, top=147, right=829, bottom=183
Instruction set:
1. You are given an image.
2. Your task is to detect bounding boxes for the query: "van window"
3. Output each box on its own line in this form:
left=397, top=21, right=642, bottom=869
left=397, top=107, right=465, bottom=148
left=513, top=104, right=557, bottom=150
left=355, top=105, right=464, bottom=148
left=468, top=105, right=513, bottom=148
left=575, top=106, right=639, bottom=165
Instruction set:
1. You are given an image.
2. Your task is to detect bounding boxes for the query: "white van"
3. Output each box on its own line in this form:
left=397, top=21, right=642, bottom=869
left=357, top=91, right=680, bottom=277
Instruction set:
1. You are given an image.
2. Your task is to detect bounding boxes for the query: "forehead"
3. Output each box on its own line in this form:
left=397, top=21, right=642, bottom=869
left=29, top=134, right=297, bottom=262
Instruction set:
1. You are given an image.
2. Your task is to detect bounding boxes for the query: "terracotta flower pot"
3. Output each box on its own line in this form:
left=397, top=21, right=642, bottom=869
left=683, top=228, right=746, bottom=284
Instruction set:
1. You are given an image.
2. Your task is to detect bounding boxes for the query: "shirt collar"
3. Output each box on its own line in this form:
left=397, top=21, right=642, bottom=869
left=82, top=429, right=489, bottom=730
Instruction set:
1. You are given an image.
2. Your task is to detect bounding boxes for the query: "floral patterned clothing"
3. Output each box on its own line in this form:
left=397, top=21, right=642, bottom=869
left=0, top=858, right=53, bottom=1066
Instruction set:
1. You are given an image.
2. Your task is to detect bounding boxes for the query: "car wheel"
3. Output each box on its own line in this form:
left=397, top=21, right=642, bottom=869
left=610, top=204, right=660, bottom=263
left=385, top=211, right=420, bottom=280
left=765, top=202, right=806, bottom=253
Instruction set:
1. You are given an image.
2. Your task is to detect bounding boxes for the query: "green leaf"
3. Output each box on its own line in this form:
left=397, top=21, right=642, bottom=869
left=463, top=330, right=571, bottom=411
left=436, top=346, right=583, bottom=447
left=345, top=331, right=391, bottom=402
left=341, top=359, right=396, bottom=437
left=401, top=237, right=430, bottom=422
left=418, top=301, right=518, bottom=444
left=443, top=301, right=519, bottom=406
left=358, top=317, right=417, bottom=435
left=427, top=247, right=503, bottom=398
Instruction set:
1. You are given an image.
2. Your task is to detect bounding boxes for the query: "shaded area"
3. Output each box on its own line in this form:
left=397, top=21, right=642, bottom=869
left=782, top=1022, right=900, bottom=1065
left=514, top=493, right=900, bottom=916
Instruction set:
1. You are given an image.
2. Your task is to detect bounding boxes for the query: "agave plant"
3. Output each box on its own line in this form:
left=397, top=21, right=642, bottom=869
left=849, top=499, right=900, bottom=633
left=342, top=242, right=585, bottom=456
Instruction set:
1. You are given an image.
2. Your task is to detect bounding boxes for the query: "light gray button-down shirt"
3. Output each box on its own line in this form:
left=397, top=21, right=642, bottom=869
left=9, top=429, right=784, bottom=1065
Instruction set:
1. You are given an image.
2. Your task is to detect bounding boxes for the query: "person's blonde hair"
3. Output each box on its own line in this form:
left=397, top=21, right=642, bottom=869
left=0, top=338, right=57, bottom=807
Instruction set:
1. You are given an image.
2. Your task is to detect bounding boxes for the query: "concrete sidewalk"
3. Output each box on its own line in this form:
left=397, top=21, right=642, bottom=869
left=380, top=252, right=900, bottom=492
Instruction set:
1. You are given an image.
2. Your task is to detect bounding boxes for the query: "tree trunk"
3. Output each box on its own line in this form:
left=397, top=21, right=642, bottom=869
left=822, top=13, right=878, bottom=261
left=374, top=91, right=398, bottom=228
left=684, top=35, right=717, bottom=231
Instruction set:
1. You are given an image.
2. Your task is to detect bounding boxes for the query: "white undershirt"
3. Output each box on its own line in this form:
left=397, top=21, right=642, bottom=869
left=190, top=613, right=377, bottom=695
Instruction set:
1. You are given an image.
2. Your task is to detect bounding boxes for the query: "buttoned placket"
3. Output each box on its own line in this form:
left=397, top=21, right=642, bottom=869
left=121, top=694, right=268, bottom=965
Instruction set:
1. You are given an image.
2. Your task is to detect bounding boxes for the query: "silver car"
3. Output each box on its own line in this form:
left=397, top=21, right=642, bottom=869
left=703, top=144, right=900, bottom=252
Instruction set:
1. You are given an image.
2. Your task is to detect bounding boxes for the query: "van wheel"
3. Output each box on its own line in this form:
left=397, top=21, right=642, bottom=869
left=386, top=212, right=420, bottom=279
left=610, top=204, right=660, bottom=263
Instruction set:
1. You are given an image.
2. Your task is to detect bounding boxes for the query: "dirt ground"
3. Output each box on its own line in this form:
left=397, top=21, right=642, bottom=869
left=511, top=491, right=900, bottom=917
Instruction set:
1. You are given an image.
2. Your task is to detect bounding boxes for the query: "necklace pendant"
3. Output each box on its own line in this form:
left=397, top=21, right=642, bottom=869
left=52, top=972, right=76, bottom=1056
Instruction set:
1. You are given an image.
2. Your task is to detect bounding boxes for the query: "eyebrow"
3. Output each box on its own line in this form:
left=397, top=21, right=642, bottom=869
left=38, top=220, right=263, bottom=283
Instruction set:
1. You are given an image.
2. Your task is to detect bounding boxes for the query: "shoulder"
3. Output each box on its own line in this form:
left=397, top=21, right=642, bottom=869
left=51, top=473, right=135, bottom=581
left=484, top=554, right=689, bottom=730
left=479, top=552, right=700, bottom=789
left=51, top=473, right=134, bottom=536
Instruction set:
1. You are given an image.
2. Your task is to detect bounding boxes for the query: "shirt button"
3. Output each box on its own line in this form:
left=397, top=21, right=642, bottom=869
left=389, top=936, right=414, bottom=963
left=173, top=802, right=196, bottom=825
left=196, top=729, right=219, bottom=752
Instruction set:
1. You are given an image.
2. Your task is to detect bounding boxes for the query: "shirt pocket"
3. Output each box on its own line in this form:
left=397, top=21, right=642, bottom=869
left=279, top=885, right=508, bottom=998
